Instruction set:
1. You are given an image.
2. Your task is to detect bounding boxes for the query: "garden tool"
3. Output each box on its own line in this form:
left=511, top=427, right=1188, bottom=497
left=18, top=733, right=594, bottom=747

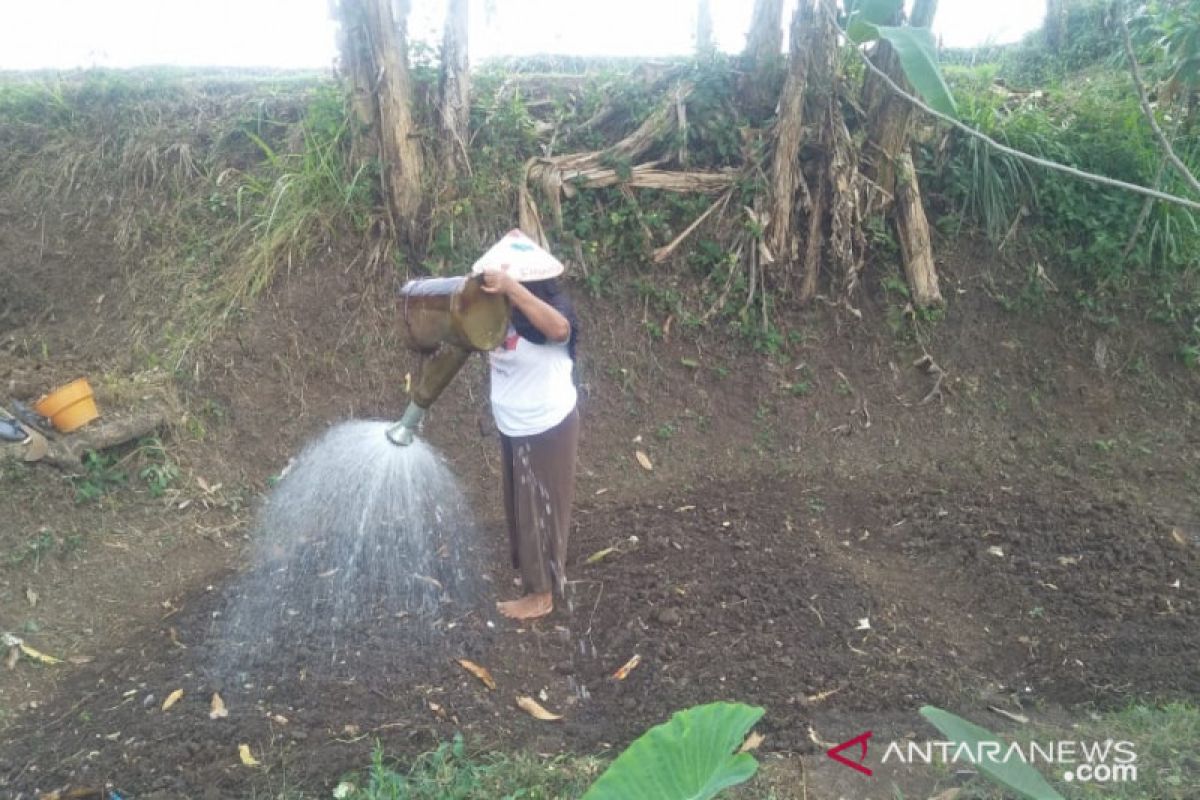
left=0, top=405, right=48, bottom=461
left=385, top=274, right=510, bottom=446
left=9, top=398, right=53, bottom=434
left=0, top=415, right=25, bottom=442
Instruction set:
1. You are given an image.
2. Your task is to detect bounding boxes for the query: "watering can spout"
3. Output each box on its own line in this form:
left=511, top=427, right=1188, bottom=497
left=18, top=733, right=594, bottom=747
left=385, top=402, right=426, bottom=446
left=386, top=275, right=510, bottom=446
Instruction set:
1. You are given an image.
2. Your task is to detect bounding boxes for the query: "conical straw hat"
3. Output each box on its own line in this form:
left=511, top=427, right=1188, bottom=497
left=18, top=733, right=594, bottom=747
left=470, top=229, right=565, bottom=282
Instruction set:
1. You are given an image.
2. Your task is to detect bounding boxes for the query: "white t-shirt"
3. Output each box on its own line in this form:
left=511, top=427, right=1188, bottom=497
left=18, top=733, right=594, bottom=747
left=489, top=325, right=577, bottom=437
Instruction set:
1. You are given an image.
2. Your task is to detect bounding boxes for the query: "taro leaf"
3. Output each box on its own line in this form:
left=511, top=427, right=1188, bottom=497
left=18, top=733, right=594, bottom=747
left=920, top=706, right=1064, bottom=800
left=873, top=25, right=958, bottom=117
left=846, top=0, right=903, bottom=43
left=582, top=702, right=764, bottom=800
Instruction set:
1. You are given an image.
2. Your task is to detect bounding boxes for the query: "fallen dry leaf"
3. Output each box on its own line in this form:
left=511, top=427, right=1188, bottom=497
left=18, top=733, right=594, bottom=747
left=585, top=547, right=617, bottom=565
left=18, top=642, right=62, bottom=665
left=988, top=705, right=1029, bottom=725
left=161, top=688, right=184, bottom=711
left=457, top=658, right=496, bottom=690
left=516, top=695, right=562, bottom=721
left=635, top=450, right=653, bottom=471
left=4, top=646, right=17, bottom=670
left=1172, top=528, right=1190, bottom=547
left=270, top=713, right=289, bottom=726
left=67, top=655, right=93, bottom=666
left=209, top=693, right=228, bottom=720
left=238, top=744, right=260, bottom=766
left=413, top=573, right=444, bottom=591
left=739, top=731, right=766, bottom=753
left=611, top=654, right=642, bottom=681
left=25, top=587, right=38, bottom=607
left=428, top=701, right=447, bottom=719
left=806, top=687, right=841, bottom=704
left=929, top=788, right=962, bottom=800
left=987, top=546, right=1006, bottom=558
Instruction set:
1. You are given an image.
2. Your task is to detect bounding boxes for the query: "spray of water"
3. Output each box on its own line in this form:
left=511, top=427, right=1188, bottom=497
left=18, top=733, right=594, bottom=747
left=511, top=439, right=596, bottom=701
left=212, top=420, right=484, bottom=677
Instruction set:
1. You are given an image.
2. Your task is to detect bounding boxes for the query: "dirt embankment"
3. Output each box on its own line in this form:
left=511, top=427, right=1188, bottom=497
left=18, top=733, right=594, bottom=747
left=2, top=161, right=1199, bottom=797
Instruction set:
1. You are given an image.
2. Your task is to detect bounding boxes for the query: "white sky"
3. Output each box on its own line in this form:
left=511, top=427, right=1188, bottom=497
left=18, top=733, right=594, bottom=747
left=0, top=0, right=1047, bottom=72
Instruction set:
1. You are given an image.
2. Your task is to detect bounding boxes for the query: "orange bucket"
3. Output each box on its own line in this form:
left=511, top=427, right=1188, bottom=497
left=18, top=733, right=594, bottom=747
left=34, top=378, right=100, bottom=433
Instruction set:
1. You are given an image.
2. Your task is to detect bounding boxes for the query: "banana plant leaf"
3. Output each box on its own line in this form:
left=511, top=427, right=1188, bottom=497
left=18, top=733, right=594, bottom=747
left=845, top=0, right=904, bottom=43
left=582, top=702, right=765, bottom=800
left=873, top=25, right=958, bottom=117
left=920, top=706, right=1064, bottom=800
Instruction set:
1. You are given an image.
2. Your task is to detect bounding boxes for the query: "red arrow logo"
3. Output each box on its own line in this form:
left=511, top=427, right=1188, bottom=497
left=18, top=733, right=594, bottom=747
left=826, top=730, right=873, bottom=776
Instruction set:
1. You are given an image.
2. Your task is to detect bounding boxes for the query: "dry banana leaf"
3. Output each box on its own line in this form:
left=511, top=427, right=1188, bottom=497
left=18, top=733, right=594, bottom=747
left=161, top=688, right=184, bottom=711
left=516, top=695, right=563, bottom=721
left=457, top=658, right=497, bottom=690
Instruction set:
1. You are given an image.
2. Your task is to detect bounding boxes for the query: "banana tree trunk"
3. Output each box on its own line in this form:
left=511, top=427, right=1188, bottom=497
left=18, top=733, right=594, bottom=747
left=895, top=153, right=943, bottom=307
left=336, top=0, right=425, bottom=248
left=439, top=0, right=471, bottom=182
left=766, top=1, right=813, bottom=275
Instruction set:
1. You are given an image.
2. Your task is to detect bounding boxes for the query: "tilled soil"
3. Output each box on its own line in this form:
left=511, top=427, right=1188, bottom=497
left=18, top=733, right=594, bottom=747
left=1, top=472, right=1196, bottom=799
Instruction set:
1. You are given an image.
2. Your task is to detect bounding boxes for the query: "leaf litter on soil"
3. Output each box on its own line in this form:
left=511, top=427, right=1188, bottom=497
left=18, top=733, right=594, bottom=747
left=1, top=474, right=1196, bottom=797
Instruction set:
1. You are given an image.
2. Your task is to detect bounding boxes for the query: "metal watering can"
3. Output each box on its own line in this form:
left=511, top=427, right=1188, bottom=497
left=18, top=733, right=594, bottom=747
left=386, top=275, right=510, bottom=445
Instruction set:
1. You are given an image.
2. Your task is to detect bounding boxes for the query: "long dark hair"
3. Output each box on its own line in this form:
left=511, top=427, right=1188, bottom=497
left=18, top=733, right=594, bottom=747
left=512, top=278, right=578, bottom=361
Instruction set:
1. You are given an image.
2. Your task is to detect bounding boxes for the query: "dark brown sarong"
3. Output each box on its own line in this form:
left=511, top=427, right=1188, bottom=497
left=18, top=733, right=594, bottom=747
left=499, top=407, right=580, bottom=595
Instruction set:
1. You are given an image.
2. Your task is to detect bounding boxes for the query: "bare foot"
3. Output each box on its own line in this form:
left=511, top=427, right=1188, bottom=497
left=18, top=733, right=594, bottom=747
left=497, top=592, right=553, bottom=620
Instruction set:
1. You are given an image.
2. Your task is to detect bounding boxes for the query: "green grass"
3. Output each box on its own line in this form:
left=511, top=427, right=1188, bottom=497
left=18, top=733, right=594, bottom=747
left=0, top=70, right=377, bottom=367
left=335, top=737, right=602, bottom=800
left=333, top=737, right=797, bottom=800
left=953, top=704, right=1200, bottom=800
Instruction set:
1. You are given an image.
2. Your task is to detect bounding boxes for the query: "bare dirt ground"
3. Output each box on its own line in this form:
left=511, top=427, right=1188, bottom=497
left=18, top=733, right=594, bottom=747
left=2, top=207, right=1199, bottom=798
left=0, top=470, right=1195, bottom=798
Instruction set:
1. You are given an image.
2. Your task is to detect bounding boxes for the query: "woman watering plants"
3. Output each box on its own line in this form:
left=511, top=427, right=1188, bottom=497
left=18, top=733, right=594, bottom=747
left=475, top=230, right=580, bottom=621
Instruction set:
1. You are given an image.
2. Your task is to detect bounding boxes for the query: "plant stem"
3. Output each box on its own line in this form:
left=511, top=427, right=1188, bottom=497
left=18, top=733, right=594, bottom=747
left=1118, top=0, right=1200, bottom=198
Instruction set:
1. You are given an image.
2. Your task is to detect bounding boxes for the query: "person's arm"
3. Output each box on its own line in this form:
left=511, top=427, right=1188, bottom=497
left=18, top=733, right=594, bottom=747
left=480, top=269, right=570, bottom=343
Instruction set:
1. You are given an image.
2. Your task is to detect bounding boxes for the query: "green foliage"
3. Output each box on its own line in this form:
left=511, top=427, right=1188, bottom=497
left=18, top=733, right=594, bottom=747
left=844, top=0, right=957, bottom=116
left=217, top=84, right=374, bottom=312
left=933, top=64, right=1200, bottom=284
left=68, top=438, right=179, bottom=502
left=1082, top=703, right=1199, bottom=799
left=73, top=450, right=128, bottom=503
left=966, top=2, right=1124, bottom=88
left=339, top=736, right=598, bottom=800
left=920, top=706, right=1064, bottom=800
left=582, top=702, right=764, bottom=800
left=874, top=27, right=958, bottom=116
left=682, top=55, right=751, bottom=164
left=931, top=0, right=1195, bottom=367
left=6, top=530, right=56, bottom=570
left=135, top=437, right=180, bottom=497
left=844, top=0, right=903, bottom=41
left=1129, top=0, right=1200, bottom=100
